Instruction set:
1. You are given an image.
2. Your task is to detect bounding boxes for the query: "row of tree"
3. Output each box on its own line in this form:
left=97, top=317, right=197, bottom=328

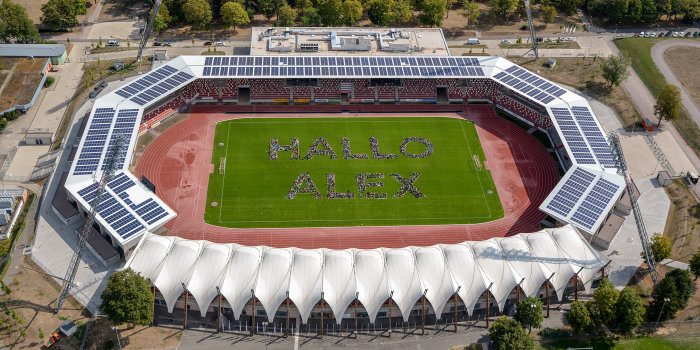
left=585, top=0, right=700, bottom=25
left=0, top=0, right=38, bottom=42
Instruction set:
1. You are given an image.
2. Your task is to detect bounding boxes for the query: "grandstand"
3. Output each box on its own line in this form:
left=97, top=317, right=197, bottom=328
left=58, top=27, right=626, bottom=332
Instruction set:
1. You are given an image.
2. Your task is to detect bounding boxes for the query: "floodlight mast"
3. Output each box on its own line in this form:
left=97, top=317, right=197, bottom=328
left=137, top=0, right=162, bottom=73
left=521, top=0, right=539, bottom=62
left=55, top=135, right=127, bottom=313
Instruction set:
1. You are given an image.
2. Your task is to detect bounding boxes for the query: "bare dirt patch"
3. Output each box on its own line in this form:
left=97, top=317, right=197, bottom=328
left=664, top=46, right=700, bottom=111
left=664, top=179, right=700, bottom=262
left=514, top=57, right=642, bottom=129
left=0, top=58, right=47, bottom=111
left=0, top=255, right=181, bottom=349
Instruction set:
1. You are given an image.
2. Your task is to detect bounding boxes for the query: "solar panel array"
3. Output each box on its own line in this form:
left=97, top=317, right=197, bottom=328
left=74, top=108, right=116, bottom=175
left=77, top=180, right=146, bottom=239
left=492, top=65, right=567, bottom=105
left=545, top=167, right=596, bottom=218
left=570, top=177, right=621, bottom=230
left=114, top=65, right=194, bottom=106
left=200, top=56, right=485, bottom=78
left=107, top=173, right=170, bottom=225
left=102, top=109, right=139, bottom=171
left=550, top=108, right=597, bottom=165
left=570, top=106, right=616, bottom=168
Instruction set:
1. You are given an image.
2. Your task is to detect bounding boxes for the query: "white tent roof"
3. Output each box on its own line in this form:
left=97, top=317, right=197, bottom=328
left=126, top=225, right=604, bottom=322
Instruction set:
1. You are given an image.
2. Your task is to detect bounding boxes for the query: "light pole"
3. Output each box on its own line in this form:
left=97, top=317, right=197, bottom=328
left=655, top=298, right=670, bottom=328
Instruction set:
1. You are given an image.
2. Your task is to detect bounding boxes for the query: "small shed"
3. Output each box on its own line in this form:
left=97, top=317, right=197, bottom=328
left=657, top=170, right=671, bottom=187
left=113, top=60, right=124, bottom=70
left=545, top=58, right=556, bottom=68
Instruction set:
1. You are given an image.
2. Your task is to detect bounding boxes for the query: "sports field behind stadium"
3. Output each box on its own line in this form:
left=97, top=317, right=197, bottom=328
left=204, top=116, right=503, bottom=228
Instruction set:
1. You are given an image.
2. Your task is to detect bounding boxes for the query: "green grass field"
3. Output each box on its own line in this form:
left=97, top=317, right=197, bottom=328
left=204, top=117, right=503, bottom=228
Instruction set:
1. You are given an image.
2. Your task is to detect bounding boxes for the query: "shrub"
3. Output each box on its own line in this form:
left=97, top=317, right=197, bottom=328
left=44, top=76, right=55, bottom=88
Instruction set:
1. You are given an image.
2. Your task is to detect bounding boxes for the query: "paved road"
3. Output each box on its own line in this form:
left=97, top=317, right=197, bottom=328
left=605, top=38, right=700, bottom=174
left=650, top=40, right=700, bottom=129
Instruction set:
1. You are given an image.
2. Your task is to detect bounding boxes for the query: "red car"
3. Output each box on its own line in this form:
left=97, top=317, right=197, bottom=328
left=204, top=41, right=213, bottom=46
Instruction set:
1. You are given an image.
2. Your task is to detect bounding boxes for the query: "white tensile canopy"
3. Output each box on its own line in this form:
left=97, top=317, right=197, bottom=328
left=125, top=225, right=605, bottom=322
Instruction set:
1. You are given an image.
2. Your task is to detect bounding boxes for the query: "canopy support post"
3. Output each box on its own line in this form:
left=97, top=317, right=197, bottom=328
left=286, top=294, right=290, bottom=338
left=152, top=287, right=156, bottom=326
left=453, top=294, right=458, bottom=332
left=574, top=275, right=579, bottom=301
left=354, top=297, right=358, bottom=338
left=217, top=293, right=222, bottom=333
left=485, top=292, right=490, bottom=328
left=320, top=299, right=324, bottom=338
left=388, top=297, right=392, bottom=337
left=546, top=282, right=550, bottom=318
left=251, top=295, right=256, bottom=336
left=183, top=291, right=188, bottom=330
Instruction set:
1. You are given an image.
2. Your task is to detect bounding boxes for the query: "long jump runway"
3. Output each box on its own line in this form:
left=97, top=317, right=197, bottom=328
left=134, top=104, right=559, bottom=249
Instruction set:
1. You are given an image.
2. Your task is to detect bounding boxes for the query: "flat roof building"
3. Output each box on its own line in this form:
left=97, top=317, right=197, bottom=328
left=0, top=44, right=67, bottom=65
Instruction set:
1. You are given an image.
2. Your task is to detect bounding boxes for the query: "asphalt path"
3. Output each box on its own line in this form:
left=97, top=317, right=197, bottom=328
left=650, top=40, right=700, bottom=129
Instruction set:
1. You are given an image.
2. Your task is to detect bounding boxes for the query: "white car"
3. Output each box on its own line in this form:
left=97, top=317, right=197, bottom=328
left=215, top=41, right=226, bottom=46
left=108, top=40, right=119, bottom=46
left=500, top=39, right=511, bottom=44
left=639, top=31, right=645, bottom=37
left=650, top=32, right=657, bottom=37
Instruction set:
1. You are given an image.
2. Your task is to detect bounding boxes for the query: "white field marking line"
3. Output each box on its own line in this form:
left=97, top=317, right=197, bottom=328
left=218, top=123, right=232, bottom=223
left=217, top=215, right=494, bottom=224
left=459, top=119, right=492, bottom=219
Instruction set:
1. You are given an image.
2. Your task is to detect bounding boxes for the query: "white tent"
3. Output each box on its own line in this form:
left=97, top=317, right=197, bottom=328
left=125, top=225, right=605, bottom=322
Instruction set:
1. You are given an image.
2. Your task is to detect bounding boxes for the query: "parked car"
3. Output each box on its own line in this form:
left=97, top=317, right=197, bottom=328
left=467, top=38, right=480, bottom=45
left=672, top=32, right=679, bottom=37
left=693, top=32, right=698, bottom=37
left=649, top=32, right=657, bottom=37
left=108, top=40, right=119, bottom=47
left=633, top=33, right=640, bottom=37
left=666, top=30, right=673, bottom=36
left=153, top=41, right=162, bottom=46
left=215, top=41, right=226, bottom=46
left=685, top=31, right=692, bottom=37
left=639, top=31, right=645, bottom=37
left=163, top=42, right=172, bottom=46
left=500, top=39, right=511, bottom=44
left=204, top=41, right=213, bottom=46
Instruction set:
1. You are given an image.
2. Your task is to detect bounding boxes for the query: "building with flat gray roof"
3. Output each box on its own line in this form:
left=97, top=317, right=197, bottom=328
left=0, top=44, right=67, bottom=65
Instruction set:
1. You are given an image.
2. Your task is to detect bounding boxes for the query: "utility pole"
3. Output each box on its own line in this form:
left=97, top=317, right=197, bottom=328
left=137, top=0, right=162, bottom=73
left=521, top=0, right=539, bottom=61
left=55, top=135, right=126, bottom=313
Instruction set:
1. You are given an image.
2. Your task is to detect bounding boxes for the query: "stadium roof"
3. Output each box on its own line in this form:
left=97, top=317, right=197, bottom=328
left=0, top=44, right=66, bottom=57
left=125, top=225, right=604, bottom=322
left=64, top=54, right=624, bottom=247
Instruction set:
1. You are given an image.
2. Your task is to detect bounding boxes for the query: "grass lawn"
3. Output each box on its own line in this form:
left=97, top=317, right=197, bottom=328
left=538, top=336, right=700, bottom=349
left=205, top=117, right=503, bottom=228
left=614, top=38, right=700, bottom=157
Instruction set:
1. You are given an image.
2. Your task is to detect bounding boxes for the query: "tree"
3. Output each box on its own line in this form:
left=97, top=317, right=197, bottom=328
left=340, top=0, right=362, bottom=26
left=300, top=7, right=321, bottom=26
left=221, top=1, right=249, bottom=32
left=489, top=0, right=518, bottom=19
left=640, top=0, right=659, bottom=22
left=41, top=0, right=81, bottom=30
left=182, top=0, right=212, bottom=29
left=654, top=84, right=682, bottom=127
left=591, top=279, right=619, bottom=326
left=420, top=0, right=446, bottom=27
left=392, top=0, right=413, bottom=23
left=600, top=55, right=630, bottom=87
left=648, top=268, right=696, bottom=322
left=567, top=301, right=592, bottom=333
left=73, top=0, right=87, bottom=15
left=625, top=0, right=642, bottom=23
left=640, top=233, right=672, bottom=264
left=100, top=269, right=153, bottom=327
left=615, top=288, right=645, bottom=333
left=296, top=0, right=312, bottom=10
left=277, top=3, right=297, bottom=26
left=259, top=0, right=285, bottom=20
left=459, top=0, right=480, bottom=27
left=367, top=0, right=393, bottom=25
left=607, top=0, right=629, bottom=24
left=317, top=0, right=343, bottom=26
left=446, top=0, right=458, bottom=17
left=489, top=316, right=535, bottom=350
left=557, top=0, right=576, bottom=15
left=540, top=5, right=556, bottom=24
left=514, top=297, right=544, bottom=334
left=689, top=248, right=700, bottom=280
left=0, top=0, right=38, bottom=42
left=151, top=3, right=172, bottom=33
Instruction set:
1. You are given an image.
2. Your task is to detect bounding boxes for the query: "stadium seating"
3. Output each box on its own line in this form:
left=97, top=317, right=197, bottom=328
left=496, top=95, right=552, bottom=128
left=250, top=79, right=289, bottom=100
left=350, top=79, right=374, bottom=100
left=398, top=79, right=437, bottom=100
left=314, top=79, right=341, bottom=100
left=376, top=85, right=396, bottom=101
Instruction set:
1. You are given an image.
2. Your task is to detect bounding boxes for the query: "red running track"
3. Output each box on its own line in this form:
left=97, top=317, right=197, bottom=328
left=134, top=104, right=559, bottom=249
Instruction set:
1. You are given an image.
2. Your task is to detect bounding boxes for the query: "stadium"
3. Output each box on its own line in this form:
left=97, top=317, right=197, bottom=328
left=62, top=28, right=615, bottom=334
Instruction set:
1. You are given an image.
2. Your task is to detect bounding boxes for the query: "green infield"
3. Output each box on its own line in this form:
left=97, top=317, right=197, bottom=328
left=204, top=117, right=503, bottom=228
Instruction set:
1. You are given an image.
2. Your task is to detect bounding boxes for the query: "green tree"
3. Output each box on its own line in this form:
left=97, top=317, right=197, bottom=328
left=689, top=248, right=700, bottom=280
left=221, top=1, right=249, bottom=32
left=592, top=279, right=620, bottom=326
left=277, top=3, right=297, bottom=26
left=259, top=0, right=286, bottom=20
left=615, top=288, right=645, bottom=333
left=296, top=0, right=312, bottom=10
left=640, top=0, right=658, bottom=22
left=654, top=84, right=682, bottom=128
left=648, top=268, right=696, bottom=322
left=540, top=5, right=556, bottom=24
left=100, top=269, right=153, bottom=327
left=300, top=7, right=322, bottom=26
left=367, top=0, right=393, bottom=25
left=557, top=0, right=576, bottom=15
left=420, top=0, right=446, bottom=26
left=182, top=0, right=212, bottom=29
left=514, top=297, right=544, bottom=334
left=151, top=3, right=172, bottom=33
left=600, top=54, right=630, bottom=87
left=489, top=0, right=518, bottom=19
left=625, top=0, right=642, bottom=22
left=446, top=0, right=458, bottom=17
left=0, top=0, right=38, bottom=42
left=607, top=0, right=629, bottom=24
left=392, top=0, right=413, bottom=23
left=41, top=0, right=81, bottom=30
left=641, top=233, right=672, bottom=263
left=567, top=301, right=592, bottom=333
left=317, top=0, right=343, bottom=26
left=489, top=316, right=535, bottom=350
left=459, top=0, right=480, bottom=27
left=73, top=0, right=86, bottom=15
left=340, top=0, right=363, bottom=26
